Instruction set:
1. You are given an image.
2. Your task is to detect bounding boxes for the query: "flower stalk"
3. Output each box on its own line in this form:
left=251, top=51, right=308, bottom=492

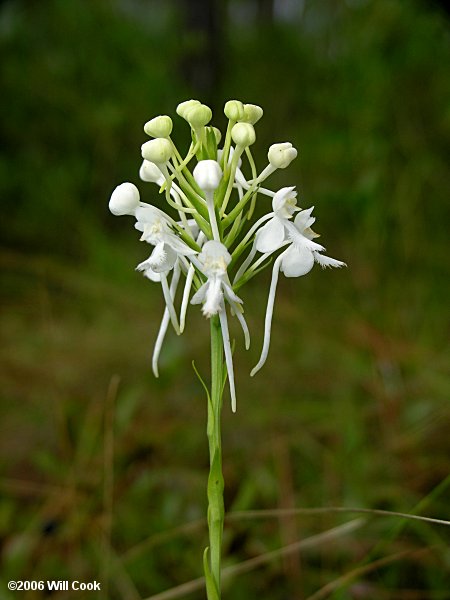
left=204, top=316, right=225, bottom=598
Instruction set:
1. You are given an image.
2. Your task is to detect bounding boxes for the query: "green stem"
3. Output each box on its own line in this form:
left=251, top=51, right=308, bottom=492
left=204, top=316, right=225, bottom=599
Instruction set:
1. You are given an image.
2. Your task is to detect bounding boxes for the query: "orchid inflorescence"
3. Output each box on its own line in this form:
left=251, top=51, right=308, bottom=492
left=109, top=99, right=345, bottom=412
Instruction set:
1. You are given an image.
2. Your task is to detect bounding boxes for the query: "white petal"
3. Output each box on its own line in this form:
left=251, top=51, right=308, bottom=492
left=139, top=160, right=165, bottom=185
left=199, top=240, right=231, bottom=265
left=280, top=244, right=314, bottom=277
left=136, top=256, right=161, bottom=281
left=143, top=268, right=161, bottom=282
left=313, top=252, right=346, bottom=269
left=135, top=205, right=165, bottom=224
left=109, top=182, right=140, bottom=216
left=222, top=282, right=243, bottom=306
left=272, top=186, right=297, bottom=218
left=202, top=278, right=223, bottom=317
left=149, top=242, right=177, bottom=273
left=285, top=220, right=325, bottom=252
left=294, top=207, right=315, bottom=231
left=165, top=233, right=197, bottom=257
left=234, top=166, right=248, bottom=187
left=190, top=282, right=208, bottom=305
left=255, top=217, right=286, bottom=253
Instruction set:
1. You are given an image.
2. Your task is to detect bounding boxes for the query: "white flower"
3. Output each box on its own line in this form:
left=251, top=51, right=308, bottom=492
left=151, top=225, right=205, bottom=379
left=193, top=160, right=223, bottom=241
left=109, top=183, right=140, bottom=216
left=193, top=160, right=222, bottom=192
left=135, top=206, right=197, bottom=335
left=136, top=242, right=178, bottom=275
left=255, top=187, right=324, bottom=254
left=134, top=206, right=192, bottom=254
left=251, top=208, right=346, bottom=376
left=191, top=241, right=249, bottom=412
left=139, top=160, right=165, bottom=184
left=283, top=208, right=345, bottom=274
left=233, top=187, right=324, bottom=285
left=141, top=138, right=173, bottom=164
left=191, top=241, right=235, bottom=317
left=151, top=261, right=181, bottom=377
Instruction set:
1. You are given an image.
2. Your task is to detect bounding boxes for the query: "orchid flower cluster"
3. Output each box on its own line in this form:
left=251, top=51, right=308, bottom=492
left=109, top=99, right=345, bottom=412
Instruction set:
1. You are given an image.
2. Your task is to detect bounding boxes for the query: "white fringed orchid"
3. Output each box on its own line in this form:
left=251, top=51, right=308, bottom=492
left=234, top=187, right=324, bottom=284
left=109, top=98, right=345, bottom=413
left=251, top=207, right=346, bottom=376
left=191, top=241, right=249, bottom=412
left=133, top=205, right=197, bottom=334
left=109, top=99, right=346, bottom=600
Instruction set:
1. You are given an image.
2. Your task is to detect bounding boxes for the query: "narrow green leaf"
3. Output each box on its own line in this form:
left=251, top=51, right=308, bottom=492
left=203, top=547, right=220, bottom=600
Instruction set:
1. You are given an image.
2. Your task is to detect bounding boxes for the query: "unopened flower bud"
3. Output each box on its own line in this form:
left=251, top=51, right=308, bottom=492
left=144, top=115, right=173, bottom=138
left=268, top=142, right=298, bottom=169
left=139, top=160, right=164, bottom=184
left=231, top=122, right=256, bottom=147
left=242, top=103, right=263, bottom=125
left=210, top=126, right=222, bottom=145
left=176, top=99, right=201, bottom=119
left=109, top=183, right=140, bottom=216
left=193, top=160, right=223, bottom=192
left=141, top=138, right=173, bottom=164
left=224, top=100, right=245, bottom=121
left=185, top=104, right=212, bottom=129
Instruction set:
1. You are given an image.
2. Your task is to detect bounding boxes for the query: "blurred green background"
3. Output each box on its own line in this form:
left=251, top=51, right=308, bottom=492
left=1, top=0, right=449, bottom=598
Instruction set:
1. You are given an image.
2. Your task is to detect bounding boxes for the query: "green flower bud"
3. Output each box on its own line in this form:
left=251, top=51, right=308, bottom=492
left=141, top=138, right=173, bottom=164
left=242, top=103, right=263, bottom=125
left=176, top=99, right=201, bottom=119
left=144, top=115, right=173, bottom=138
left=210, top=126, right=222, bottom=145
left=231, top=122, right=256, bottom=148
left=185, top=104, right=212, bottom=128
left=268, top=142, right=298, bottom=169
left=224, top=100, right=245, bottom=121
